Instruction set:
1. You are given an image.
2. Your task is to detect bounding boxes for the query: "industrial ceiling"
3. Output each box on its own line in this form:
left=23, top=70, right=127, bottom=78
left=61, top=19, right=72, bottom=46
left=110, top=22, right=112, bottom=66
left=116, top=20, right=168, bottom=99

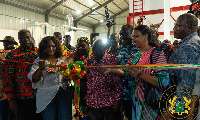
left=0, top=0, right=129, bottom=27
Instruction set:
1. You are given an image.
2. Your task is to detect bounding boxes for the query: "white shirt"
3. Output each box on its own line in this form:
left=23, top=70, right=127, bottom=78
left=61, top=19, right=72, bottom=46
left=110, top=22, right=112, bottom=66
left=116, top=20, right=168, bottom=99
left=28, top=56, right=67, bottom=113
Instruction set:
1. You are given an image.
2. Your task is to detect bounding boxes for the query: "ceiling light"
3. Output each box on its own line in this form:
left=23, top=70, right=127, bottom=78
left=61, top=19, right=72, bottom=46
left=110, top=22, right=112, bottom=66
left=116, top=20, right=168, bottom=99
left=76, top=10, right=82, bottom=14
left=88, top=0, right=94, bottom=6
left=100, top=19, right=104, bottom=23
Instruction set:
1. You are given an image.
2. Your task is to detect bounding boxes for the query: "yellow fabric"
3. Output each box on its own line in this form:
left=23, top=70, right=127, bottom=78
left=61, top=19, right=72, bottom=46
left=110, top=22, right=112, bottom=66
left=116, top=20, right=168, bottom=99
left=61, top=44, right=71, bottom=58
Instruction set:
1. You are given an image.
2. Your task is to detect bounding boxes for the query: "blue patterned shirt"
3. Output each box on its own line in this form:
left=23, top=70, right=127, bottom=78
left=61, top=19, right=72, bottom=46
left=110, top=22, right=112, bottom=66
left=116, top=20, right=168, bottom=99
left=116, top=44, right=139, bottom=100
left=169, top=32, right=200, bottom=98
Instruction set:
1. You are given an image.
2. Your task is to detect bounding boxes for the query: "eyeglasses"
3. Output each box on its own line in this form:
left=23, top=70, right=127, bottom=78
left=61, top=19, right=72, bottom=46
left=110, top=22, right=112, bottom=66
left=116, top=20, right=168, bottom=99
left=174, top=23, right=186, bottom=27
left=174, top=23, right=197, bottom=27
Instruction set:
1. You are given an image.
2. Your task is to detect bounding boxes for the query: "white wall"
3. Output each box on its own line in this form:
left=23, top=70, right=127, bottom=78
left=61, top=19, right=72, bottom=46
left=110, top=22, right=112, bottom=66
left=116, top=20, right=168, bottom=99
left=0, top=4, right=44, bottom=30
left=0, top=3, right=44, bottom=48
left=95, top=0, right=194, bottom=43
left=0, top=3, right=93, bottom=49
left=141, top=0, right=193, bottom=42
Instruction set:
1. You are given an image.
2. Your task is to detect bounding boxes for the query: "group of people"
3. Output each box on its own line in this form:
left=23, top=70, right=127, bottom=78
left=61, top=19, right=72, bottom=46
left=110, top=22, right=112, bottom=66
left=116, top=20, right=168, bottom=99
left=0, top=12, right=200, bottom=120
left=0, top=36, right=19, bottom=120
left=0, top=31, right=77, bottom=120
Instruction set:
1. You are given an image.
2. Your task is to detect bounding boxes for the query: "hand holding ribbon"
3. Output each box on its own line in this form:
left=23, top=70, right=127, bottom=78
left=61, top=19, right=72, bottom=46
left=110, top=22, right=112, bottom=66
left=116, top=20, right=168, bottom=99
left=38, top=60, right=45, bottom=71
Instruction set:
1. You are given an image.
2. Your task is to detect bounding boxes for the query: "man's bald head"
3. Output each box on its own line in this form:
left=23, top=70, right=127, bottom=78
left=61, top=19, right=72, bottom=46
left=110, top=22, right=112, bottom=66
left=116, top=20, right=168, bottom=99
left=92, top=39, right=106, bottom=62
left=173, top=13, right=198, bottom=39
left=178, top=13, right=198, bottom=27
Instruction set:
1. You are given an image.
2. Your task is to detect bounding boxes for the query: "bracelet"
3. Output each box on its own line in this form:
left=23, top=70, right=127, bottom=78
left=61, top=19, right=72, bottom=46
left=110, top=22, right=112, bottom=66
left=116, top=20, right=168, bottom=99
left=137, top=70, right=143, bottom=78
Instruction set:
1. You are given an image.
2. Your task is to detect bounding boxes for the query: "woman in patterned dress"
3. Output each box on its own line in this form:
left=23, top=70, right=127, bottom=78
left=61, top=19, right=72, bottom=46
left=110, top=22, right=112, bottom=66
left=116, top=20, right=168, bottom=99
left=105, top=25, right=169, bottom=120
left=125, top=25, right=169, bottom=120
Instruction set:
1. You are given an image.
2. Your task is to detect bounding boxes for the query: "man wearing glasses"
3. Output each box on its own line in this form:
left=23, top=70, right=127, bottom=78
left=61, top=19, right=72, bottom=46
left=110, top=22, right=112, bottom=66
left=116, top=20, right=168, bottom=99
left=165, top=13, right=200, bottom=119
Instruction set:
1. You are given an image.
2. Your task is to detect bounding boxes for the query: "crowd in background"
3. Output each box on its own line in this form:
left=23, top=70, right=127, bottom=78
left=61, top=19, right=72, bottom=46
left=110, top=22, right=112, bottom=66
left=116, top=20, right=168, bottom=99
left=0, top=12, right=200, bottom=120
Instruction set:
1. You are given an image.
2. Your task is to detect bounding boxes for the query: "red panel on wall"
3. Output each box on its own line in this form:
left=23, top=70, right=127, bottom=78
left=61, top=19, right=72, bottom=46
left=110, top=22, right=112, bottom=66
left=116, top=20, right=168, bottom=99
left=128, top=4, right=200, bottom=17
left=159, top=31, right=174, bottom=35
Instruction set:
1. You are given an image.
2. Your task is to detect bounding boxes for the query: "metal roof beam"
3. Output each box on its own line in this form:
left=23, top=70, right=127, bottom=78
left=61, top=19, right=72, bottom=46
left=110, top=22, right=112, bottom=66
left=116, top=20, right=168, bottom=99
left=49, top=0, right=75, bottom=11
left=93, top=0, right=115, bottom=14
left=45, top=0, right=68, bottom=15
left=93, top=7, right=129, bottom=29
left=74, top=0, right=114, bottom=24
left=0, top=0, right=92, bottom=28
left=0, top=0, right=44, bottom=14
left=73, top=0, right=105, bottom=17
left=125, top=1, right=129, bottom=5
left=45, top=0, right=71, bottom=22
left=88, top=16, right=100, bottom=21
left=112, top=1, right=122, bottom=11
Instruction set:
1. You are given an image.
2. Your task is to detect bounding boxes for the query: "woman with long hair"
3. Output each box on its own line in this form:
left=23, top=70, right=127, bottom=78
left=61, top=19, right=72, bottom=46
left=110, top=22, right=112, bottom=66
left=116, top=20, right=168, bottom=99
left=104, top=25, right=169, bottom=120
left=127, top=25, right=169, bottom=120
left=28, top=36, right=71, bottom=120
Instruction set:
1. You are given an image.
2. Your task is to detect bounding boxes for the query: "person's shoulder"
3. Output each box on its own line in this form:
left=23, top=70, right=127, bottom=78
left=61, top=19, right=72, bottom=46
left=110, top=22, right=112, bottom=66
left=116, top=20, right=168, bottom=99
left=181, top=38, right=200, bottom=52
left=29, top=48, right=38, bottom=58
left=6, top=48, right=21, bottom=58
left=151, top=48, right=165, bottom=59
left=132, top=51, right=141, bottom=58
left=60, top=56, right=67, bottom=62
left=85, top=55, right=93, bottom=62
left=33, top=57, right=41, bottom=63
left=189, top=34, right=200, bottom=42
left=154, top=48, right=163, bottom=53
left=61, top=44, right=69, bottom=50
left=104, top=52, right=115, bottom=59
left=118, top=45, right=125, bottom=50
left=0, top=49, right=5, bottom=53
left=68, top=52, right=76, bottom=59
left=71, top=46, right=75, bottom=49
left=104, top=54, right=118, bottom=65
left=130, top=44, right=137, bottom=49
left=10, top=47, right=21, bottom=53
left=61, top=44, right=66, bottom=47
left=87, top=55, right=93, bottom=60
left=151, top=47, right=163, bottom=55
left=175, top=42, right=200, bottom=59
left=33, top=47, right=38, bottom=51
